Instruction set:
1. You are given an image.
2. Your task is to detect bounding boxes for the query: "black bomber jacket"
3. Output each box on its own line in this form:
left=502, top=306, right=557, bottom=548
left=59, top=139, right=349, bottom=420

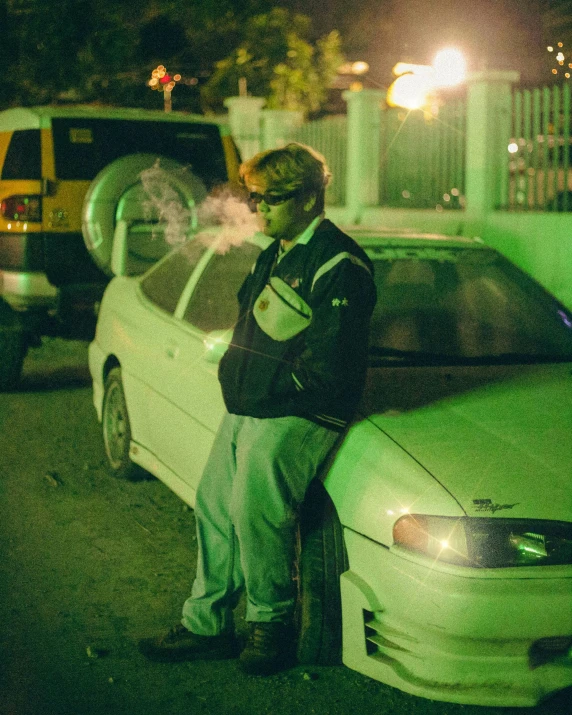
left=218, top=219, right=377, bottom=431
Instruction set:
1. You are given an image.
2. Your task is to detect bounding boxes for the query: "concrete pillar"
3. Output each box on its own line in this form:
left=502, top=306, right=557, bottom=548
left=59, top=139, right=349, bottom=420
left=223, top=96, right=265, bottom=161
left=342, top=89, right=385, bottom=224
left=261, top=109, right=304, bottom=150
left=465, top=70, right=520, bottom=219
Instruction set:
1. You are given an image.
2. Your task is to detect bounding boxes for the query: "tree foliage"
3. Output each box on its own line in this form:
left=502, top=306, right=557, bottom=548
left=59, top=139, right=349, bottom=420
left=2, top=0, right=148, bottom=106
left=202, top=9, right=344, bottom=117
left=0, top=1, right=342, bottom=114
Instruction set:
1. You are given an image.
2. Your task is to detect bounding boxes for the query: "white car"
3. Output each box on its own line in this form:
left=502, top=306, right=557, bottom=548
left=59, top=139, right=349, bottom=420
left=89, top=229, right=572, bottom=707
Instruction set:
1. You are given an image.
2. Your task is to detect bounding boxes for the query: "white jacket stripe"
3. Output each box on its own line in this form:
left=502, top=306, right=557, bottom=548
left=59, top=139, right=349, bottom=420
left=311, top=252, right=372, bottom=291
left=314, top=413, right=347, bottom=427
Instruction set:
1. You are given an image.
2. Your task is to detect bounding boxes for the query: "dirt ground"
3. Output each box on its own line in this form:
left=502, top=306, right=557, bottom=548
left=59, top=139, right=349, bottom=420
left=0, top=338, right=570, bottom=715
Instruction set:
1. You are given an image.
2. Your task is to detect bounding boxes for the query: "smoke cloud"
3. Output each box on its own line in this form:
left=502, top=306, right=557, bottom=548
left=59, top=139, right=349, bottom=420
left=139, top=161, right=261, bottom=254
left=139, top=162, right=197, bottom=248
left=195, top=188, right=262, bottom=253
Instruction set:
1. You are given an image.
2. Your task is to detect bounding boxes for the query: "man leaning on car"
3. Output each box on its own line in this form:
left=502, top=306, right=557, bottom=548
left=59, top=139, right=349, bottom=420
left=139, top=142, right=377, bottom=675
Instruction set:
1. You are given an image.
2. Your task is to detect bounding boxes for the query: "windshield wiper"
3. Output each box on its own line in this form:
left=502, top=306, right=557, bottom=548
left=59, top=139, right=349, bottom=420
left=473, top=352, right=572, bottom=365
left=368, top=347, right=456, bottom=365
left=368, top=347, right=572, bottom=366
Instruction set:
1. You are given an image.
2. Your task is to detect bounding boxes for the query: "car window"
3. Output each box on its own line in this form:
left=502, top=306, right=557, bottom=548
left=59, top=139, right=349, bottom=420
left=369, top=247, right=572, bottom=362
left=183, top=242, right=262, bottom=332
left=51, top=118, right=228, bottom=189
left=1, top=130, right=41, bottom=179
left=140, top=239, right=208, bottom=314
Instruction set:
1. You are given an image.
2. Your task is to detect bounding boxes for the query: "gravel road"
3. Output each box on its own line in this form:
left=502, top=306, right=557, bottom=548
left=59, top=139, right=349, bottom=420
left=0, top=338, right=570, bottom=715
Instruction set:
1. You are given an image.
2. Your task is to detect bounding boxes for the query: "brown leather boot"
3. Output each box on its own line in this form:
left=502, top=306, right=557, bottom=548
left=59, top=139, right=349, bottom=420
left=239, top=622, right=297, bottom=675
left=139, top=623, right=239, bottom=662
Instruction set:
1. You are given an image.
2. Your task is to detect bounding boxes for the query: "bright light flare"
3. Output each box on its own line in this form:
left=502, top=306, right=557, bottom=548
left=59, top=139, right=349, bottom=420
left=388, top=48, right=467, bottom=110
left=508, top=142, right=519, bottom=154
left=351, top=61, right=369, bottom=75
left=203, top=329, right=233, bottom=363
left=432, top=48, right=466, bottom=87
left=205, top=335, right=224, bottom=350
left=392, top=62, right=433, bottom=77
left=386, top=73, right=432, bottom=110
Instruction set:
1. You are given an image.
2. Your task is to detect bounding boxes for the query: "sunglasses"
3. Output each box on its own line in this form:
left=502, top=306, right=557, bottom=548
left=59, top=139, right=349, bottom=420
left=248, top=189, right=302, bottom=206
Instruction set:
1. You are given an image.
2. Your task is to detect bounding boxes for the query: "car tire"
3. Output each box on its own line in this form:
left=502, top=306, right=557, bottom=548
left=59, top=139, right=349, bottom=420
left=295, top=479, right=348, bottom=666
left=102, top=367, right=144, bottom=480
left=0, top=326, right=26, bottom=391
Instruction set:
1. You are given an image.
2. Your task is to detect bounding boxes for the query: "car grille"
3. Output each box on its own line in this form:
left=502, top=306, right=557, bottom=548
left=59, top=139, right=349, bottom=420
left=529, top=636, right=572, bottom=668
left=363, top=609, right=415, bottom=663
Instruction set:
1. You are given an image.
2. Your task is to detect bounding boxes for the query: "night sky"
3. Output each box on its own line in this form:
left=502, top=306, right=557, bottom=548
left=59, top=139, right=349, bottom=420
left=280, top=0, right=546, bottom=84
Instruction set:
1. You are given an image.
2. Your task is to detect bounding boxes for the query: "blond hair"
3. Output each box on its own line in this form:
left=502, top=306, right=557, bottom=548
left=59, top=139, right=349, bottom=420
left=240, top=142, right=331, bottom=212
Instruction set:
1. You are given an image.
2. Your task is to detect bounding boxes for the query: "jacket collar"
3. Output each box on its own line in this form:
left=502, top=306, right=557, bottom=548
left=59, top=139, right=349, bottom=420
left=295, top=213, right=325, bottom=246
left=276, top=213, right=325, bottom=264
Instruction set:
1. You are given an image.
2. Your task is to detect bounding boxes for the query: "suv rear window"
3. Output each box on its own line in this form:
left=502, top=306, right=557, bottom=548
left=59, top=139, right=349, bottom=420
left=51, top=118, right=228, bottom=189
left=1, top=130, right=41, bottom=179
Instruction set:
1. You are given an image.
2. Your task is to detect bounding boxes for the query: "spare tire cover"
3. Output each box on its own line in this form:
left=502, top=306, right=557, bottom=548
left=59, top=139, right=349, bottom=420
left=82, top=153, right=207, bottom=276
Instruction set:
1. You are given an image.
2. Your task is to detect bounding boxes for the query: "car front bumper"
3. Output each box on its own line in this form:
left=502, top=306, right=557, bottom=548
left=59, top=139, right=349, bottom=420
left=341, top=527, right=572, bottom=707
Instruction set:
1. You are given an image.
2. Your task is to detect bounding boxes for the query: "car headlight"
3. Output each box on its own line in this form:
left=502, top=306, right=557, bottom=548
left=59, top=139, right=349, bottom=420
left=393, top=515, right=572, bottom=567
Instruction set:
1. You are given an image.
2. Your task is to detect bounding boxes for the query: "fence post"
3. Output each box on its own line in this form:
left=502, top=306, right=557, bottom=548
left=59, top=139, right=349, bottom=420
left=261, top=109, right=305, bottom=150
left=342, top=89, right=385, bottom=224
left=465, top=70, right=519, bottom=220
left=223, top=96, right=266, bottom=160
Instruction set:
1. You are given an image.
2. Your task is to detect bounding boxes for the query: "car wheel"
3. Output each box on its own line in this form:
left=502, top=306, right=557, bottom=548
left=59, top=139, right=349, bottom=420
left=295, top=479, right=348, bottom=665
left=0, top=326, right=26, bottom=391
left=102, top=367, right=143, bottom=480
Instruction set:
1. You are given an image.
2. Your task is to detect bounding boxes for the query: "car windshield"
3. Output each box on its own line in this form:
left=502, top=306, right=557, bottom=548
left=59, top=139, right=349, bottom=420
left=367, top=245, right=572, bottom=366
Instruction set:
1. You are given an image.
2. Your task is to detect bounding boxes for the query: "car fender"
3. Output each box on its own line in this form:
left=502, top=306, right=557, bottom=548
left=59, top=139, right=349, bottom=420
left=324, top=418, right=465, bottom=547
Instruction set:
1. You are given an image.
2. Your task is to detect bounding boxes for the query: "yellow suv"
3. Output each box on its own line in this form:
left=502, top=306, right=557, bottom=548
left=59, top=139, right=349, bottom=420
left=0, top=105, right=240, bottom=389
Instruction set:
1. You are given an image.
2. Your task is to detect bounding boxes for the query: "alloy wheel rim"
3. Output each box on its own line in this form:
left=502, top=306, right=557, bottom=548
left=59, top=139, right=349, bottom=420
left=104, top=382, right=127, bottom=468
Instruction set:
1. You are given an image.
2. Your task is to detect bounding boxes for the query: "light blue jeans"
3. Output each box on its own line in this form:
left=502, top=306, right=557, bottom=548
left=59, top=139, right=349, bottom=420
left=182, top=412, right=340, bottom=635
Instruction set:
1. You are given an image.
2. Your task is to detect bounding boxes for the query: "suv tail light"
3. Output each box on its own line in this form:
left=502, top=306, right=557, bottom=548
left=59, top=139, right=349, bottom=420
left=0, top=195, right=42, bottom=222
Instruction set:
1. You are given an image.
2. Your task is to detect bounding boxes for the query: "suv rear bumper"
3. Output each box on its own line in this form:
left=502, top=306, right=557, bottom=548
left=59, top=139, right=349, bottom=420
left=0, top=231, right=45, bottom=271
left=0, top=269, right=57, bottom=310
left=0, top=230, right=107, bottom=286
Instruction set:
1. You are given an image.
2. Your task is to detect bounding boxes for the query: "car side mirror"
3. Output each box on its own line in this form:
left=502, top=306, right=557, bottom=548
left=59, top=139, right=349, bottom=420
left=203, top=329, right=232, bottom=363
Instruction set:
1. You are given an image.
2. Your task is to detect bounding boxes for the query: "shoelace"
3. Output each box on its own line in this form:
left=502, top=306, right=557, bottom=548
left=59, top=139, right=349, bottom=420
left=248, top=625, right=284, bottom=649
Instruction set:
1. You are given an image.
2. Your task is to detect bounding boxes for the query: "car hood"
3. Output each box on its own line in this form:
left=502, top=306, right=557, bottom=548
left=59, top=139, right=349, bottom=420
left=365, top=362, right=572, bottom=522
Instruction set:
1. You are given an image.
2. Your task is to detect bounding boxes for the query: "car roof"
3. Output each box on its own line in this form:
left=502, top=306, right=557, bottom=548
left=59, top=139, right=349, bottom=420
left=347, top=229, right=488, bottom=250
left=0, top=105, right=230, bottom=133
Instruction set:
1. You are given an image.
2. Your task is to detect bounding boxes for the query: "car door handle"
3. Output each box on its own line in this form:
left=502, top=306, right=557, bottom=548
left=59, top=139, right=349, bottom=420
left=165, top=341, right=180, bottom=359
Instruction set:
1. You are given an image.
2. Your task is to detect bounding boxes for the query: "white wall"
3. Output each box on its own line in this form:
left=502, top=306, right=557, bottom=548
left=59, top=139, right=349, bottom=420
left=481, top=212, right=572, bottom=309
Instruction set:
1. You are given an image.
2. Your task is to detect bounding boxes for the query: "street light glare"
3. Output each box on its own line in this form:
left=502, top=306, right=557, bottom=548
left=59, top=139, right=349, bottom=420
left=387, top=47, right=468, bottom=110
left=386, top=73, right=432, bottom=110
left=351, top=61, right=369, bottom=75
left=433, top=48, right=466, bottom=87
